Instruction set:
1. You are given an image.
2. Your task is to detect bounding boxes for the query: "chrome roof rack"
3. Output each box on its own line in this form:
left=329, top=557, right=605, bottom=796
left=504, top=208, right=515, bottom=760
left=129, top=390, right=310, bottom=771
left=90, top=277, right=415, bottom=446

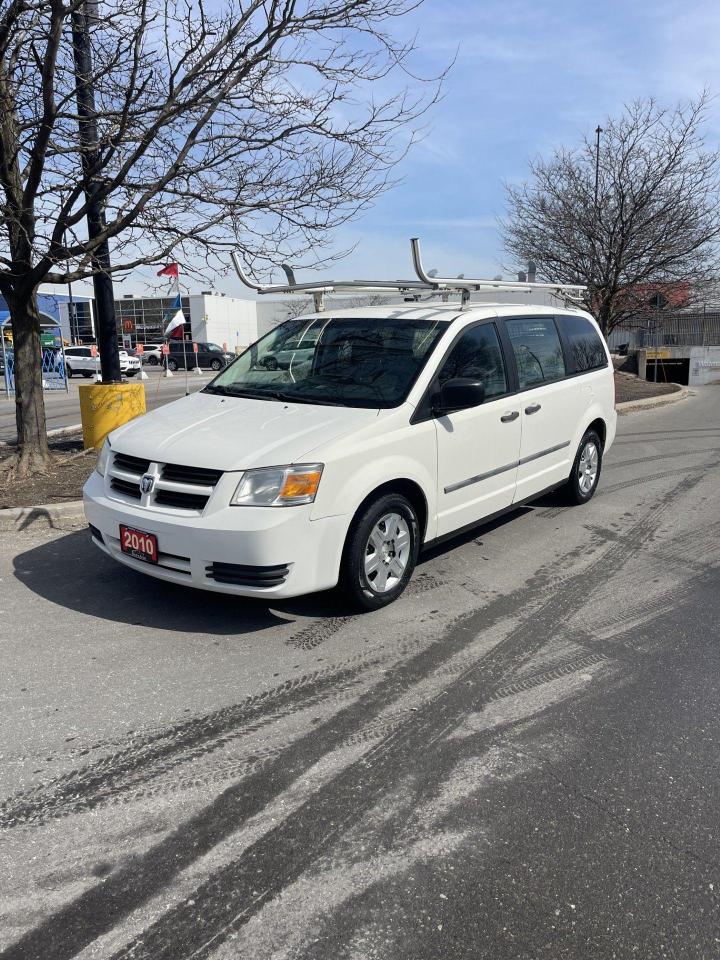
left=231, top=239, right=587, bottom=311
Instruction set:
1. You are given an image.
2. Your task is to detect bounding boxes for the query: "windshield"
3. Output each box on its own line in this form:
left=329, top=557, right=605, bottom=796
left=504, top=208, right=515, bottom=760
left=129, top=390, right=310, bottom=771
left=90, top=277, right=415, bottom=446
left=205, top=316, right=449, bottom=408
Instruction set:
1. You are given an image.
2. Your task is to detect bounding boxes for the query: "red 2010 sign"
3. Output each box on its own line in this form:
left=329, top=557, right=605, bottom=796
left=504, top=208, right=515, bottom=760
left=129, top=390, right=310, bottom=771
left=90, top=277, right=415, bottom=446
left=120, top=525, right=158, bottom=563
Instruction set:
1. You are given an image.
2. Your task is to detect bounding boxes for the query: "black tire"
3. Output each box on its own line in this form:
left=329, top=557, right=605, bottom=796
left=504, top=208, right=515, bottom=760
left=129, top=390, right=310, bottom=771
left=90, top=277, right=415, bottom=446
left=264, top=356, right=278, bottom=370
left=564, top=429, right=603, bottom=505
left=167, top=358, right=178, bottom=371
left=211, top=358, right=222, bottom=371
left=65, top=365, right=73, bottom=378
left=148, top=355, right=158, bottom=366
left=339, top=493, right=420, bottom=611
left=126, top=371, right=138, bottom=378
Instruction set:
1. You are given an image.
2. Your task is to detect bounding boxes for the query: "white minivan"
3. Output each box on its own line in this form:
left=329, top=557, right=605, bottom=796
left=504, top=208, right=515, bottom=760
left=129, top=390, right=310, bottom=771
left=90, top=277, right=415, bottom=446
left=84, top=301, right=616, bottom=610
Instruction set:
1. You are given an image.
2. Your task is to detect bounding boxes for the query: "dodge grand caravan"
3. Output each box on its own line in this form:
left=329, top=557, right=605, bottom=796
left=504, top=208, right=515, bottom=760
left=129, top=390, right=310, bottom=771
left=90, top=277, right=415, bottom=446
left=84, top=304, right=616, bottom=610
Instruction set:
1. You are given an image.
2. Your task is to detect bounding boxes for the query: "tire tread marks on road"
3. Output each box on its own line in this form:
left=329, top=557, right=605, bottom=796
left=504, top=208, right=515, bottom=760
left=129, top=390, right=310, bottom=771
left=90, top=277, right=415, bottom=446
left=3, top=462, right=710, bottom=960
left=0, top=656, right=377, bottom=830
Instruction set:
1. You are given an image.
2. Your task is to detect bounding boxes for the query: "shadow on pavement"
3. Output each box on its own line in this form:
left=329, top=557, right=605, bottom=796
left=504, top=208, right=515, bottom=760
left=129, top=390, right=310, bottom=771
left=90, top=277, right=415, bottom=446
left=418, top=506, right=533, bottom=563
left=12, top=529, right=348, bottom=635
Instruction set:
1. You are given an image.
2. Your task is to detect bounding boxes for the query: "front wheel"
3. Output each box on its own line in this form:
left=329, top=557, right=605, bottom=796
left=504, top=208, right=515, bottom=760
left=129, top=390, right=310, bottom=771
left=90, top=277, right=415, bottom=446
left=148, top=355, right=158, bottom=366
left=65, top=365, right=73, bottom=378
left=210, top=358, right=222, bottom=371
left=564, top=430, right=603, bottom=505
left=340, top=493, right=420, bottom=611
left=167, top=358, right=178, bottom=371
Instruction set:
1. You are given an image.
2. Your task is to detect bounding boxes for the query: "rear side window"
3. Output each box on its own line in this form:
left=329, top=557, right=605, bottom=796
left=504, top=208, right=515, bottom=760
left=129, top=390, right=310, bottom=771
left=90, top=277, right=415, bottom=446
left=437, top=323, right=507, bottom=399
left=559, top=315, right=608, bottom=372
left=506, top=318, right=566, bottom=388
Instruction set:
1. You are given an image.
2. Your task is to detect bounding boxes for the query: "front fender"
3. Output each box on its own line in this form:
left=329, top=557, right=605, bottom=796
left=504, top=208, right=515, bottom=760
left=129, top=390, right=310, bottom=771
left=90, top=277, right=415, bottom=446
left=309, top=418, right=438, bottom=543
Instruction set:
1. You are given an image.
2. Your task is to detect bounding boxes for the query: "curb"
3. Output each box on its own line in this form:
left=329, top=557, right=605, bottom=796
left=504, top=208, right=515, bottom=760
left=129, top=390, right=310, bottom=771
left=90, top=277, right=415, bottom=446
left=0, top=423, right=83, bottom=450
left=616, top=386, right=689, bottom=415
left=0, top=499, right=85, bottom=532
left=48, top=423, right=82, bottom=438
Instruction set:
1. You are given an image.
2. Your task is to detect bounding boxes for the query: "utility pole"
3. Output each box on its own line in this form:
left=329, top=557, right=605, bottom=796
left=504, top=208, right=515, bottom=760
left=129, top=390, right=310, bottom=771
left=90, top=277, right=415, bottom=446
left=594, top=125, right=603, bottom=208
left=71, top=1, right=122, bottom=383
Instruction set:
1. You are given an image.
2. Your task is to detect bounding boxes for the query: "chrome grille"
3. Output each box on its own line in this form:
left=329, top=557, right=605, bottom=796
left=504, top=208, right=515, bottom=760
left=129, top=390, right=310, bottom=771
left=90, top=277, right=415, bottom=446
left=155, top=489, right=210, bottom=511
left=107, top=451, right=223, bottom=513
left=110, top=477, right=141, bottom=500
left=113, top=452, right=151, bottom=474
left=161, top=463, right=223, bottom=486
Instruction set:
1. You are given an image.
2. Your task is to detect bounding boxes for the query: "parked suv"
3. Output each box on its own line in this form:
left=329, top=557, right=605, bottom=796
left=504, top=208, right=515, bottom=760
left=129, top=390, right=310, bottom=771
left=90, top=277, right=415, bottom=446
left=85, top=304, right=616, bottom=610
left=65, top=346, right=141, bottom=377
left=165, top=341, right=234, bottom=372
left=140, top=343, right=164, bottom=365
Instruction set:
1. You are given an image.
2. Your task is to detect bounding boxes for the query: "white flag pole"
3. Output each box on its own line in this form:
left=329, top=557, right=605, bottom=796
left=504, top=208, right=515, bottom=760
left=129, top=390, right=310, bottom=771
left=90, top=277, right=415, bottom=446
left=176, top=272, right=189, bottom=395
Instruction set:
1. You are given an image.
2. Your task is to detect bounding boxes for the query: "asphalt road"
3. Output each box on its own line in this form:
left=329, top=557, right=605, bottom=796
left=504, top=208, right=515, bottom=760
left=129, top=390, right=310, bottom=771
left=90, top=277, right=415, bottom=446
left=0, top=367, right=215, bottom=443
left=1, top=389, right=720, bottom=959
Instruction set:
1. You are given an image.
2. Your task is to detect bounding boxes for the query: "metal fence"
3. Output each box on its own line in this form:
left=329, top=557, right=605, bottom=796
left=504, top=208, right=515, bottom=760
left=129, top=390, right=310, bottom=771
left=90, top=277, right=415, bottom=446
left=2, top=341, right=69, bottom=396
left=608, top=311, right=720, bottom=351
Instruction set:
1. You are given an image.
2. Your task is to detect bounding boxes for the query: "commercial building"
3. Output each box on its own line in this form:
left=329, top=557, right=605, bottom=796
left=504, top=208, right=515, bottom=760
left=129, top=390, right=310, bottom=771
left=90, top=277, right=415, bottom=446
left=57, top=290, right=261, bottom=351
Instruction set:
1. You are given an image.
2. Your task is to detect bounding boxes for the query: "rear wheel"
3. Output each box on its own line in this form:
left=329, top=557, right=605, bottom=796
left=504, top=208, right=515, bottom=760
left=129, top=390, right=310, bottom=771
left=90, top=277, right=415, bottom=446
left=167, top=358, right=178, bottom=371
left=340, top=493, right=419, bottom=611
left=65, top=364, right=73, bottom=378
left=148, top=355, right=158, bottom=366
left=564, top=430, right=603, bottom=504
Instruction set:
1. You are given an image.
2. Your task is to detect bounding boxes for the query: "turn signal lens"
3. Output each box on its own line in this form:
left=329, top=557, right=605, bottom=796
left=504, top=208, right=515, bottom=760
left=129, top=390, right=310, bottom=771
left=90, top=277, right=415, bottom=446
left=279, top=470, right=322, bottom=501
left=230, top=464, right=324, bottom=506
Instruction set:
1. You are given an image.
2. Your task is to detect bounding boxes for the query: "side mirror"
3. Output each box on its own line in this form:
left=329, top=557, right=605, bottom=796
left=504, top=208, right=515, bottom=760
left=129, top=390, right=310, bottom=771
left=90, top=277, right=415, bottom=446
left=433, top=377, right=486, bottom=415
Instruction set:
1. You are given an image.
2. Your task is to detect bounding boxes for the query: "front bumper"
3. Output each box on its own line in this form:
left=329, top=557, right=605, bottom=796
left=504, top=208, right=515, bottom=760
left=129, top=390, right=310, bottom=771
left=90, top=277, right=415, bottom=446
left=83, top=471, right=349, bottom=598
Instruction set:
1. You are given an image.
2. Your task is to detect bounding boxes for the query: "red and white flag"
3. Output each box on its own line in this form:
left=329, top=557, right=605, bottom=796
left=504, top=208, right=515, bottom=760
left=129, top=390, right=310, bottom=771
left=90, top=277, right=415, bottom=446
left=164, top=309, right=185, bottom=338
left=157, top=263, right=179, bottom=278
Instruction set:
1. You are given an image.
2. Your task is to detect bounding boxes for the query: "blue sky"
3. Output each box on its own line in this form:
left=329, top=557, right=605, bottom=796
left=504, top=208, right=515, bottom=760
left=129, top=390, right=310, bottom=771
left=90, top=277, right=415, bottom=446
left=122, top=0, right=720, bottom=297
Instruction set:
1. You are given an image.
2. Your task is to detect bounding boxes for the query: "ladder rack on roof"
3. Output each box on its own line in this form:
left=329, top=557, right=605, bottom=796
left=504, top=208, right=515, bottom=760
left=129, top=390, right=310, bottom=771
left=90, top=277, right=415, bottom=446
left=230, top=238, right=587, bottom=312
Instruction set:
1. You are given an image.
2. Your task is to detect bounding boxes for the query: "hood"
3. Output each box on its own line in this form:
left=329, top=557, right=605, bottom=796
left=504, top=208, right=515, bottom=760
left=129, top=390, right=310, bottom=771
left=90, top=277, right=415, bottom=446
left=109, top=391, right=379, bottom=471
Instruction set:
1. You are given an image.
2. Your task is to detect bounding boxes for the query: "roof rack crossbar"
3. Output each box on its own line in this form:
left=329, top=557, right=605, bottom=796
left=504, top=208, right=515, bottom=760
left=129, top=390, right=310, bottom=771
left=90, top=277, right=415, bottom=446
left=230, top=242, right=587, bottom=304
left=410, top=238, right=587, bottom=295
left=230, top=254, right=428, bottom=297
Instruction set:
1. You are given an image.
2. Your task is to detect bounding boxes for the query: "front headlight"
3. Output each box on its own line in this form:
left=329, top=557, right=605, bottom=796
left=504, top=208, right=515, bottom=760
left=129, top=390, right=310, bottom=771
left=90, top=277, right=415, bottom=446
left=96, top=438, right=111, bottom=477
left=230, top=463, right=324, bottom=507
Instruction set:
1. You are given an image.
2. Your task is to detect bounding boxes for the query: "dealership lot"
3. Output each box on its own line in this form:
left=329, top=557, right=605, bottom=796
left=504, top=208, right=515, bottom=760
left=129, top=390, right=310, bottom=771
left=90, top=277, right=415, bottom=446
left=1, top=390, right=719, bottom=959
left=0, top=367, right=215, bottom=444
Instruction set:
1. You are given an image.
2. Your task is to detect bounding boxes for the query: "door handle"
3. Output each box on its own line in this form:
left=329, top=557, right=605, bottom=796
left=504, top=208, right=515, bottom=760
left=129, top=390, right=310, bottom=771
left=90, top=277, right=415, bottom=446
left=525, top=403, right=542, bottom=415
left=500, top=411, right=519, bottom=423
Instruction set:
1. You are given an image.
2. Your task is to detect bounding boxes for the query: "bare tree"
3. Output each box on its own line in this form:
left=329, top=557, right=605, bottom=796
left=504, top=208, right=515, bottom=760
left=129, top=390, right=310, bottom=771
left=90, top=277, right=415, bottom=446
left=0, top=0, right=440, bottom=475
left=502, top=95, right=720, bottom=338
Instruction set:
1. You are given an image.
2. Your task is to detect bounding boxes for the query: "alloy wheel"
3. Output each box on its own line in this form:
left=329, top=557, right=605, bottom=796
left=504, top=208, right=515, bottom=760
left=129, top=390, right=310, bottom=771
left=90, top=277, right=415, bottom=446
left=364, top=512, right=411, bottom=593
left=578, top=440, right=599, bottom=494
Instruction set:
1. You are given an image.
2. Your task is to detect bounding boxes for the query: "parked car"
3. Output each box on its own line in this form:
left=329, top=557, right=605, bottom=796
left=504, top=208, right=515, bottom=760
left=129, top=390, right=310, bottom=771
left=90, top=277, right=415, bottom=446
left=140, top=343, right=164, bottom=365
left=65, top=346, right=141, bottom=377
left=260, top=328, right=321, bottom=370
left=85, top=304, right=616, bottom=611
left=165, top=340, right=234, bottom=372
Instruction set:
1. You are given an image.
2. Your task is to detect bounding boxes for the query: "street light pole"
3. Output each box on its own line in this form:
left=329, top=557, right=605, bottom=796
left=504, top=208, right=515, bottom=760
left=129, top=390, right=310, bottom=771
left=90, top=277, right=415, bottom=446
left=70, top=2, right=122, bottom=383
left=594, top=125, right=603, bottom=208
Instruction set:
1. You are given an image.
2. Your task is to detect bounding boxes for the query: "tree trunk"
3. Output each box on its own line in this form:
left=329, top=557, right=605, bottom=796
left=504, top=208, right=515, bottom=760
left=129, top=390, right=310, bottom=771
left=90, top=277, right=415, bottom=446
left=596, top=299, right=614, bottom=339
left=5, top=289, right=52, bottom=476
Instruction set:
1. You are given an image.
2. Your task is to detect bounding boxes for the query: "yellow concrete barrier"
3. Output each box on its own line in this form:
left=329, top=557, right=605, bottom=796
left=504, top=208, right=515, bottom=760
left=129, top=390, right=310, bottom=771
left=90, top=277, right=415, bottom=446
left=78, top=382, right=146, bottom=450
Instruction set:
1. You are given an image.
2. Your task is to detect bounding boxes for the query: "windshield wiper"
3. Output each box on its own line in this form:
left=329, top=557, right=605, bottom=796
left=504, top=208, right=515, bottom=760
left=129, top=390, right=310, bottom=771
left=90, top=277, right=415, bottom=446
left=202, top=383, right=235, bottom=396
left=204, top=384, right=349, bottom=406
